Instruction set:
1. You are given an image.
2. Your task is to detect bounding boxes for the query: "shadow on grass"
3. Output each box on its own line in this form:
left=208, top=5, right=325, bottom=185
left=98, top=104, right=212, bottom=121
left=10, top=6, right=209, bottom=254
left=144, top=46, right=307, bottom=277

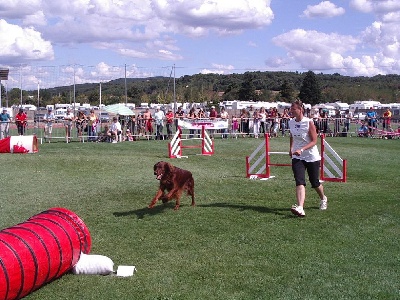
left=114, top=202, right=308, bottom=219
left=197, top=202, right=289, bottom=216
left=113, top=202, right=175, bottom=219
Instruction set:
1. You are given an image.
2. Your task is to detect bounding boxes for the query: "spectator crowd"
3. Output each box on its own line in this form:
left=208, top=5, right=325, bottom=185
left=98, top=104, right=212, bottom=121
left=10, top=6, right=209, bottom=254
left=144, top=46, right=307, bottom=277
left=0, top=105, right=398, bottom=142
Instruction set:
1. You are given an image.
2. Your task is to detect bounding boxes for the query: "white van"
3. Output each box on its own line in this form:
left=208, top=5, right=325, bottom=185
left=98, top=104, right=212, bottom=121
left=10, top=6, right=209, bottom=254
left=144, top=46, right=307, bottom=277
left=54, top=109, right=67, bottom=120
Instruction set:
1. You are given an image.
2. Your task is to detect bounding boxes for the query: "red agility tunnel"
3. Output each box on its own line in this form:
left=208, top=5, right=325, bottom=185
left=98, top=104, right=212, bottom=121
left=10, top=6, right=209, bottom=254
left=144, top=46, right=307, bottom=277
left=0, top=208, right=91, bottom=300
left=0, top=136, right=38, bottom=154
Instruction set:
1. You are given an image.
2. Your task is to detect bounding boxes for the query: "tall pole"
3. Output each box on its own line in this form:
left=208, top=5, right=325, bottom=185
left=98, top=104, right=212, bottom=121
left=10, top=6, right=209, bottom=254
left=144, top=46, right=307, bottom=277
left=173, top=64, right=176, bottom=114
left=0, top=68, right=9, bottom=108
left=124, top=64, right=127, bottom=105
left=5, top=82, right=8, bottom=108
left=99, top=81, right=102, bottom=130
left=99, top=82, right=102, bottom=108
left=37, top=82, right=40, bottom=109
left=73, top=66, right=76, bottom=114
left=20, top=66, right=23, bottom=106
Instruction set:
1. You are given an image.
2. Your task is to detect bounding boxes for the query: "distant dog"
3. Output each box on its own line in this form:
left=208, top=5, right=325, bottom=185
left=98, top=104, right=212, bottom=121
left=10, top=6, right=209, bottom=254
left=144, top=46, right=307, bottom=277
left=148, top=161, right=195, bottom=210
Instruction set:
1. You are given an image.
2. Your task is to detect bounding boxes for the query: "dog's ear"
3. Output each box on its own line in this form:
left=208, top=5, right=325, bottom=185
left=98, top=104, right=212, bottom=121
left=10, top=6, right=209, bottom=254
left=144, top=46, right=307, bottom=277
left=154, top=161, right=161, bottom=170
left=165, top=162, right=174, bottom=173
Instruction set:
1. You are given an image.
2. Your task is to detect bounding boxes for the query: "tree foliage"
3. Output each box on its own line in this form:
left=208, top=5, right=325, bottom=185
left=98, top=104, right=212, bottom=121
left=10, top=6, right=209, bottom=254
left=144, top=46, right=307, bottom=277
left=238, top=72, right=257, bottom=101
left=14, top=70, right=400, bottom=108
left=299, top=71, right=322, bottom=105
left=279, top=80, right=296, bottom=101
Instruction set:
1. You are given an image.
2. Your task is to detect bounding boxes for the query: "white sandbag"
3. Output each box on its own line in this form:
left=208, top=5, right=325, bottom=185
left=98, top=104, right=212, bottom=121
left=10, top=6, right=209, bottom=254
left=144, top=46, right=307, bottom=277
left=116, top=265, right=136, bottom=277
left=72, top=253, right=114, bottom=275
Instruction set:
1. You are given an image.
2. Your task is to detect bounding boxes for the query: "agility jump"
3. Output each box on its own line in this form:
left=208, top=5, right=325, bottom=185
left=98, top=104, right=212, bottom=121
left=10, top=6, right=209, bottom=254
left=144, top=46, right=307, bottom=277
left=246, top=134, right=347, bottom=182
left=168, top=126, right=214, bottom=158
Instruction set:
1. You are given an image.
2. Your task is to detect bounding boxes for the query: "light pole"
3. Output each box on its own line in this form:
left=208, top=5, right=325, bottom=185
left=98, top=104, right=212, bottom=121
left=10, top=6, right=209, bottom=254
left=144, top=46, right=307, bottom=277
left=124, top=64, right=127, bottom=106
left=173, top=64, right=176, bottom=115
left=37, top=82, right=40, bottom=109
left=0, top=68, right=9, bottom=108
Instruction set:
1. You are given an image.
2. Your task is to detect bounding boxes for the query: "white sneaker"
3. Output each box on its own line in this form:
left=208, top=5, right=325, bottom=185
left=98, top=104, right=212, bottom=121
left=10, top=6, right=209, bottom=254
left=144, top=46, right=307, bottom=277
left=291, top=204, right=305, bottom=217
left=320, top=196, right=328, bottom=210
left=112, top=140, right=118, bottom=143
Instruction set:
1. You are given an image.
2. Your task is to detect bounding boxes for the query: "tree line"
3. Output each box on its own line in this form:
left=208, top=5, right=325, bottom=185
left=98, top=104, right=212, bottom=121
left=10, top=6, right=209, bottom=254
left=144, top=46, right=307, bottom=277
left=2, top=70, right=400, bottom=108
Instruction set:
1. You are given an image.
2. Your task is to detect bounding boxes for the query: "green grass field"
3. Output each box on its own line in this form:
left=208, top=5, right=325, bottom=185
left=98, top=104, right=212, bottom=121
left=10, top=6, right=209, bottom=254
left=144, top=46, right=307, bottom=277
left=0, top=136, right=399, bottom=300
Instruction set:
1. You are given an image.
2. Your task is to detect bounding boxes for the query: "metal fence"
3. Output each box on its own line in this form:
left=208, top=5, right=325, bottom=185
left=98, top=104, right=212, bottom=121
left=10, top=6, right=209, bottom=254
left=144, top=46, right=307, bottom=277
left=2, top=117, right=399, bottom=143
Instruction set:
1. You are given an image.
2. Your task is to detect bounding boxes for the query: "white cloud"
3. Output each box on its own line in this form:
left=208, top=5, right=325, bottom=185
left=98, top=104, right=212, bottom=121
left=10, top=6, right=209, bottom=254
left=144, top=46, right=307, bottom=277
left=350, top=0, right=373, bottom=13
left=22, top=10, right=47, bottom=27
left=0, top=19, right=54, bottom=64
left=302, top=1, right=345, bottom=18
left=350, top=0, right=400, bottom=14
left=1, top=0, right=274, bottom=65
left=360, top=20, right=400, bottom=59
left=200, top=63, right=235, bottom=74
left=272, top=29, right=369, bottom=74
left=248, top=41, right=258, bottom=47
left=272, top=27, right=400, bottom=76
left=0, top=0, right=42, bottom=18
left=265, top=57, right=290, bottom=69
left=151, top=0, right=274, bottom=36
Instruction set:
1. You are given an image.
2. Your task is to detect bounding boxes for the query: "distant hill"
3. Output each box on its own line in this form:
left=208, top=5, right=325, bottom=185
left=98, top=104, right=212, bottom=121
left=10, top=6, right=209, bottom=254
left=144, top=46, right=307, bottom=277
left=17, top=71, right=400, bottom=107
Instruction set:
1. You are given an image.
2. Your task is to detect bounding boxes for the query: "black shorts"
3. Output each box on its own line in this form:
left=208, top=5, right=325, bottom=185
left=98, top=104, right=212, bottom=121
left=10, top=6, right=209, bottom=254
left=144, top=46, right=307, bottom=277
left=292, top=159, right=321, bottom=188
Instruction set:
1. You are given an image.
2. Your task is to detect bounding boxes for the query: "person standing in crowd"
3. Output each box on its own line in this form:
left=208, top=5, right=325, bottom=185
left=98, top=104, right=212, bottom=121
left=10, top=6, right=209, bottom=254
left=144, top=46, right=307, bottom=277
left=197, top=108, right=205, bottom=119
left=311, top=108, right=320, bottom=134
left=231, top=115, right=239, bottom=139
left=87, top=109, right=98, bottom=142
left=280, top=108, right=290, bottom=137
left=270, top=107, right=279, bottom=137
left=220, top=107, right=229, bottom=139
left=136, top=113, right=145, bottom=137
left=187, top=107, right=197, bottom=138
left=382, top=108, right=392, bottom=132
left=43, top=107, right=55, bottom=142
left=240, top=108, right=249, bottom=137
left=0, top=108, right=11, bottom=139
left=259, top=107, right=267, bottom=135
left=126, top=114, right=136, bottom=140
left=343, top=109, right=352, bottom=135
left=253, top=108, right=260, bottom=138
left=193, top=108, right=204, bottom=137
left=143, top=108, right=153, bottom=138
left=15, top=108, right=27, bottom=136
left=319, top=108, right=329, bottom=135
left=266, top=107, right=274, bottom=134
left=174, top=106, right=185, bottom=132
left=366, top=107, right=377, bottom=136
left=247, top=105, right=254, bottom=136
left=63, top=107, right=75, bottom=143
left=165, top=108, right=174, bottom=139
left=154, top=107, right=165, bottom=140
left=75, top=111, right=87, bottom=142
left=288, top=99, right=328, bottom=217
left=333, top=109, right=342, bottom=137
left=209, top=106, right=218, bottom=138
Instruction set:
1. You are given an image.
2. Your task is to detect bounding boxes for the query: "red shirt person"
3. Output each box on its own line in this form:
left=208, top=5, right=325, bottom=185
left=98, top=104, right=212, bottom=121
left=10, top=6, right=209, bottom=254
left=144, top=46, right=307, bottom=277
left=165, top=109, right=174, bottom=138
left=15, top=108, right=28, bottom=135
left=383, top=108, right=392, bottom=130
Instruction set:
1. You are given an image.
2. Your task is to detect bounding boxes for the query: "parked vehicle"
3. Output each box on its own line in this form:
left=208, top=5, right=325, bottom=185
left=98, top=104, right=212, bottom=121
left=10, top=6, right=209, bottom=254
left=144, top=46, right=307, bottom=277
left=99, top=112, right=110, bottom=123
left=34, top=113, right=46, bottom=123
left=54, top=109, right=67, bottom=120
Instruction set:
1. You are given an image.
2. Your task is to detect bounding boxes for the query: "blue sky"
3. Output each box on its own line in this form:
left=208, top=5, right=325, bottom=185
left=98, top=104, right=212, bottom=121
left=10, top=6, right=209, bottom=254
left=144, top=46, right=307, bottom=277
left=1, top=0, right=400, bottom=89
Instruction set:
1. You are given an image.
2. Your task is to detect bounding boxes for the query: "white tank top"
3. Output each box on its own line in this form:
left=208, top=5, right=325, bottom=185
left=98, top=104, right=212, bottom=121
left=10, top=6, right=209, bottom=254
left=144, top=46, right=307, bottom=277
left=289, top=117, right=321, bottom=162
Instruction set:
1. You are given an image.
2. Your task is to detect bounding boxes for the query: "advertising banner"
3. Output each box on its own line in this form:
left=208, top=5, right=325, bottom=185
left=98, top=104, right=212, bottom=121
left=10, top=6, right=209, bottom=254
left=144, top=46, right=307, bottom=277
left=178, top=119, right=229, bottom=130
